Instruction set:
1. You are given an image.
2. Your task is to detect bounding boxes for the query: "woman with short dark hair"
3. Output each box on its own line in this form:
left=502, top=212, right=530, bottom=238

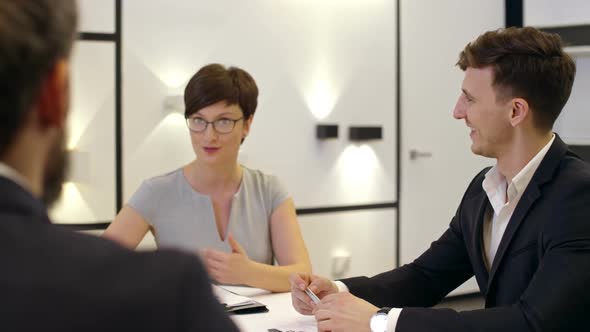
left=104, top=64, right=311, bottom=292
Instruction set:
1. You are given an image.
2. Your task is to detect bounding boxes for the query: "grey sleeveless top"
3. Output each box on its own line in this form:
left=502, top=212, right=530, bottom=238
left=127, top=166, right=289, bottom=264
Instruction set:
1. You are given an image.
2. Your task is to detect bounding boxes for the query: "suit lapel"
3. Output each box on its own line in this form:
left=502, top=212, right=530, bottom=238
left=487, top=184, right=540, bottom=286
left=486, top=134, right=568, bottom=289
left=472, top=193, right=491, bottom=286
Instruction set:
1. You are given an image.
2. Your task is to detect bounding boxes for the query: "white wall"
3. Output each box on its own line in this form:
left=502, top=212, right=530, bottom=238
left=122, top=0, right=397, bottom=209
left=400, top=0, right=503, bottom=295
left=50, top=1, right=117, bottom=224
left=525, top=0, right=590, bottom=145
left=299, top=209, right=396, bottom=279
left=78, top=0, right=115, bottom=33
left=53, top=0, right=398, bottom=279
left=524, top=0, right=590, bottom=27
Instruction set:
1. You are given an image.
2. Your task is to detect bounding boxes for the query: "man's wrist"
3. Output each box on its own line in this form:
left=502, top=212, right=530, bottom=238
left=370, top=307, right=392, bottom=332
left=333, top=280, right=349, bottom=293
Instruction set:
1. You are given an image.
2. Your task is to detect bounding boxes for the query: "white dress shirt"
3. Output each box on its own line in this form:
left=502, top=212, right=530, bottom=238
left=0, top=162, right=31, bottom=192
left=335, top=134, right=556, bottom=332
left=482, top=134, right=554, bottom=269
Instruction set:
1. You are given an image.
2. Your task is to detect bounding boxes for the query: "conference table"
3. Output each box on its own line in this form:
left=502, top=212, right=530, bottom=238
left=223, top=286, right=317, bottom=332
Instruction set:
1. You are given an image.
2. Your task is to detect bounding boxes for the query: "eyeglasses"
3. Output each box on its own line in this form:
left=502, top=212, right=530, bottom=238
left=186, top=116, right=244, bottom=134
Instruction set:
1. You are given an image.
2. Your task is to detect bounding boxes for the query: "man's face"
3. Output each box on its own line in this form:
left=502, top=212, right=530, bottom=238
left=42, top=63, right=71, bottom=207
left=453, top=66, right=513, bottom=158
left=42, top=130, right=68, bottom=207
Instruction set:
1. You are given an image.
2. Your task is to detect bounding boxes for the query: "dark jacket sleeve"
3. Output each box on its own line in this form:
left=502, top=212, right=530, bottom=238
left=341, top=169, right=489, bottom=308
left=346, top=164, right=590, bottom=331
left=342, top=214, right=474, bottom=308
left=175, top=254, right=240, bottom=332
left=396, top=184, right=590, bottom=331
left=394, top=161, right=590, bottom=331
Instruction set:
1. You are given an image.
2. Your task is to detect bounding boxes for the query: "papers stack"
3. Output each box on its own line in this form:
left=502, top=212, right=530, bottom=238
left=212, top=285, right=268, bottom=314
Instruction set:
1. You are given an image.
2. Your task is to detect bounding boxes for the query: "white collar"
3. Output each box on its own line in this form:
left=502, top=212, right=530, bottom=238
left=483, top=134, right=555, bottom=212
left=0, top=162, right=33, bottom=192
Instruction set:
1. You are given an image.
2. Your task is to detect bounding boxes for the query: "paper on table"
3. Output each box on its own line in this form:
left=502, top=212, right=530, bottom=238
left=212, top=285, right=254, bottom=306
left=270, top=315, right=317, bottom=332
left=212, top=285, right=268, bottom=313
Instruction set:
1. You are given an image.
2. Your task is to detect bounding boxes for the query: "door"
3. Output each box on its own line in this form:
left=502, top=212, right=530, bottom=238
left=400, top=0, right=503, bottom=295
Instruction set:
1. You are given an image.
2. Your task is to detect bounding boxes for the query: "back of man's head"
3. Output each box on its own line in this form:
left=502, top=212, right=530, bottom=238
left=457, top=26, right=576, bottom=131
left=0, top=0, right=77, bottom=157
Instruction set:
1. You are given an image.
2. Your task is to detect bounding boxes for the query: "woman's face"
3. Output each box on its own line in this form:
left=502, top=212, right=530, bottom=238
left=187, top=100, right=252, bottom=166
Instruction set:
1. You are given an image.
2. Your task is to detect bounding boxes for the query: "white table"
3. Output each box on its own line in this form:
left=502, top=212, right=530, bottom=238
left=223, top=286, right=317, bottom=332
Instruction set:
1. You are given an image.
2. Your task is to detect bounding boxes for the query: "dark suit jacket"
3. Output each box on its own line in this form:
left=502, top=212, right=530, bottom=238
left=0, top=177, right=239, bottom=331
left=343, top=135, right=590, bottom=331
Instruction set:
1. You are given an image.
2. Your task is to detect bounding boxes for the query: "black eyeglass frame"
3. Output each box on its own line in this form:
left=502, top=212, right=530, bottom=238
left=186, top=116, right=244, bottom=134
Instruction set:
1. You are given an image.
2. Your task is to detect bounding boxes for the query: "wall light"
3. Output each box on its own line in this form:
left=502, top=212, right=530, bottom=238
left=316, top=124, right=339, bottom=140
left=348, top=126, right=382, bottom=141
left=67, top=149, right=90, bottom=184
left=163, top=95, right=184, bottom=114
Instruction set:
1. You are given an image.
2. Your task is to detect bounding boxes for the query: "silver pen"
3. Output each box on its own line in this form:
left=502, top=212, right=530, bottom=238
left=304, top=287, right=321, bottom=304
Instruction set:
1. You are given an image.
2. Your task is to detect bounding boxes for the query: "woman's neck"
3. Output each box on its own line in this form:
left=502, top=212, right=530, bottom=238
left=185, top=160, right=242, bottom=196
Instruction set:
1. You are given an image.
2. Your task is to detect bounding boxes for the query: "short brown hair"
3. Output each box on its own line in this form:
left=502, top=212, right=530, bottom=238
left=183, top=64, right=259, bottom=120
left=457, top=26, right=576, bottom=130
left=0, top=0, right=77, bottom=156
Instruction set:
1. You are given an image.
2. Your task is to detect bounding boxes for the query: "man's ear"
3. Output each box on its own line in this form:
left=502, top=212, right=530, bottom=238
left=509, top=97, right=529, bottom=127
left=37, top=59, right=69, bottom=129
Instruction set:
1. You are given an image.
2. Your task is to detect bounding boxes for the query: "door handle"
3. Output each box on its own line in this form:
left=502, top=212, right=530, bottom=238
left=409, top=149, right=432, bottom=160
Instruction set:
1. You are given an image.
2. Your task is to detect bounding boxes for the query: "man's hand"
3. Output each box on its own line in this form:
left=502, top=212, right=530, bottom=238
left=314, top=292, right=380, bottom=332
left=289, top=273, right=338, bottom=315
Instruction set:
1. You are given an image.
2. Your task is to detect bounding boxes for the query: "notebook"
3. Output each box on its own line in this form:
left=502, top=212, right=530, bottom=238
left=212, top=285, right=269, bottom=314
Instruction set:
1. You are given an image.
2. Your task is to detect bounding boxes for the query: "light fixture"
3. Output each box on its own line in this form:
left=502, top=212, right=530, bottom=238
left=163, top=95, right=184, bottom=114
left=316, top=124, right=339, bottom=139
left=348, top=126, right=382, bottom=141
left=67, top=149, right=90, bottom=183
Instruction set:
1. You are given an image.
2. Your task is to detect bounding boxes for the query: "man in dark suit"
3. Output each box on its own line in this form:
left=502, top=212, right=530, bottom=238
left=290, top=27, right=590, bottom=331
left=0, top=1, right=238, bottom=331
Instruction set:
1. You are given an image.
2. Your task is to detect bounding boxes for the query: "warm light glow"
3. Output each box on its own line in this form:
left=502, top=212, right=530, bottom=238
left=163, top=112, right=186, bottom=127
left=160, top=69, right=191, bottom=89
left=336, top=144, right=380, bottom=197
left=49, top=182, right=95, bottom=223
left=67, top=150, right=90, bottom=183
left=130, top=112, right=193, bottom=165
left=67, top=115, right=86, bottom=150
left=304, top=73, right=337, bottom=120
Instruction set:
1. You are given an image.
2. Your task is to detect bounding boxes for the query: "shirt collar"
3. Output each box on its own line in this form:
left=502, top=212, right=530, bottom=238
left=511, top=134, right=555, bottom=196
left=0, top=162, right=32, bottom=192
left=483, top=134, right=556, bottom=213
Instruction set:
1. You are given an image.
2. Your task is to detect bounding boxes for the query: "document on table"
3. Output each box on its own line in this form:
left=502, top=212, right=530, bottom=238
left=212, top=285, right=268, bottom=314
left=269, top=316, right=317, bottom=332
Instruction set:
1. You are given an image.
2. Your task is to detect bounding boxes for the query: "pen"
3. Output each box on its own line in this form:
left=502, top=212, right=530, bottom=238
left=304, top=287, right=321, bottom=304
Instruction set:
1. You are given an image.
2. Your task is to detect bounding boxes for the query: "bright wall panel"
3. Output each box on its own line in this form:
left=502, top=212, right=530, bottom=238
left=122, top=0, right=397, bottom=209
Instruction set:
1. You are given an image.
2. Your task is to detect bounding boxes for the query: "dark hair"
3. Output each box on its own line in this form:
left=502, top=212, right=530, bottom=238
left=457, top=26, right=576, bottom=130
left=0, top=0, right=77, bottom=156
left=183, top=64, right=259, bottom=120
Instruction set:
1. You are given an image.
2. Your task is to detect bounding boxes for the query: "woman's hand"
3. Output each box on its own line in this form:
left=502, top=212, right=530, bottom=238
left=203, top=234, right=253, bottom=285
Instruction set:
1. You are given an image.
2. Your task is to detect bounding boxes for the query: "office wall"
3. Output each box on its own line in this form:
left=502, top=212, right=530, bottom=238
left=122, top=0, right=397, bottom=209
left=400, top=0, right=503, bottom=295
left=525, top=0, right=590, bottom=26
left=49, top=0, right=117, bottom=223
left=78, top=0, right=115, bottom=32
left=299, top=209, right=396, bottom=279
left=52, top=0, right=399, bottom=278
left=524, top=0, right=590, bottom=145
